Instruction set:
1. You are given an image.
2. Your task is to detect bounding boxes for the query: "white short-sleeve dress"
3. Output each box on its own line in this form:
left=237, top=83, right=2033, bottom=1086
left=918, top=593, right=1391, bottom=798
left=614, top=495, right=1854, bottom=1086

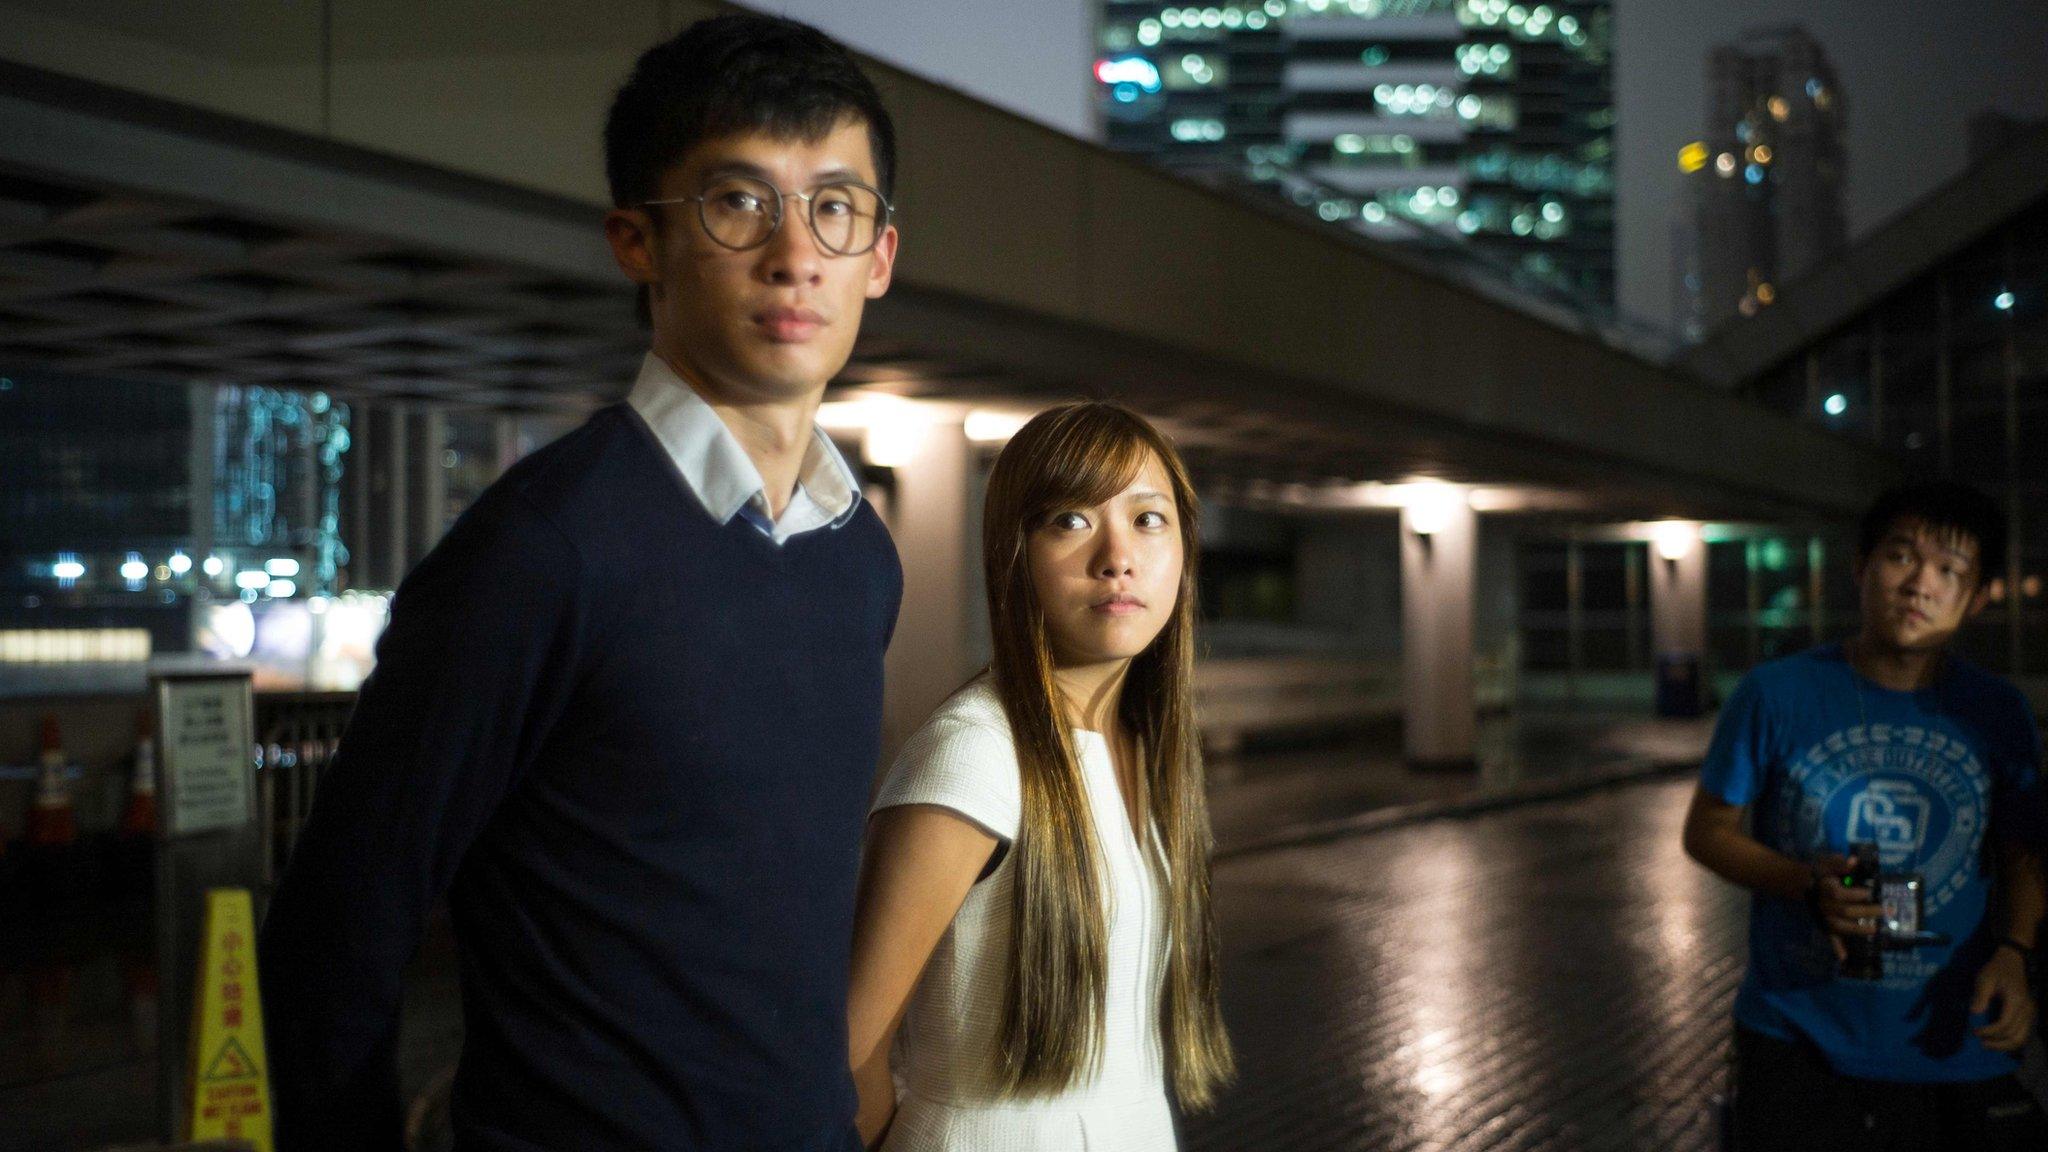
left=869, top=676, right=1177, bottom=1152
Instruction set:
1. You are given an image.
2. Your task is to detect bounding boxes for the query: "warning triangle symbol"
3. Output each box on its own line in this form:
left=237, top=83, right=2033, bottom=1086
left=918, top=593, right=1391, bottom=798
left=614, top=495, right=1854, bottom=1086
left=203, top=1036, right=260, bottom=1081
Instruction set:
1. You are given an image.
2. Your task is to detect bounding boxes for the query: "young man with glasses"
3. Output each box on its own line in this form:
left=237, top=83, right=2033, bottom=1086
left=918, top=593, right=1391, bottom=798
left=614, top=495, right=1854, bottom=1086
left=1683, top=481, right=2048, bottom=1150
left=261, top=15, right=902, bottom=1151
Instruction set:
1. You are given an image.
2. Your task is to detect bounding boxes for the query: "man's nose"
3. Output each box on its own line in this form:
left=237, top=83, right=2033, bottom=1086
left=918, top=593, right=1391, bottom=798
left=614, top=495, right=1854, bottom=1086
left=759, top=200, right=824, bottom=284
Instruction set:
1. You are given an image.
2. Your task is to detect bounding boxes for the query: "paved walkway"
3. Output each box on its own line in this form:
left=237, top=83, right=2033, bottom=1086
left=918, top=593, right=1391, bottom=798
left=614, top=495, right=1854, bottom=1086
left=12, top=710, right=2044, bottom=1150
left=1208, top=707, right=1714, bottom=854
left=1187, top=774, right=2048, bottom=1151
left=1189, top=777, right=1744, bottom=1151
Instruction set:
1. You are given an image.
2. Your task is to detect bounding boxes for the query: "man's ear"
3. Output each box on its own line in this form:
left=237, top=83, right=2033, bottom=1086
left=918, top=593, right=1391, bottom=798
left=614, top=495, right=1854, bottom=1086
left=1964, top=579, right=1995, bottom=621
left=864, top=223, right=899, bottom=300
left=604, top=208, right=663, bottom=287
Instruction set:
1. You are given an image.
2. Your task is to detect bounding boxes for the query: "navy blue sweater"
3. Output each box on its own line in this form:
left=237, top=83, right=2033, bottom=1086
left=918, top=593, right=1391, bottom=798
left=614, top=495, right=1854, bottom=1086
left=260, top=405, right=902, bottom=1151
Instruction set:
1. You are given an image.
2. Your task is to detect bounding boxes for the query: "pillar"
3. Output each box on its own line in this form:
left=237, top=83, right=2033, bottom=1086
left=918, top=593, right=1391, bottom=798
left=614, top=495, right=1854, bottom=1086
left=406, top=407, right=448, bottom=566
left=1649, top=523, right=1708, bottom=715
left=344, top=401, right=373, bottom=590
left=366, top=405, right=407, bottom=589
left=879, top=414, right=980, bottom=758
left=494, top=412, right=522, bottom=474
left=1401, top=489, right=1476, bottom=769
left=186, top=381, right=217, bottom=645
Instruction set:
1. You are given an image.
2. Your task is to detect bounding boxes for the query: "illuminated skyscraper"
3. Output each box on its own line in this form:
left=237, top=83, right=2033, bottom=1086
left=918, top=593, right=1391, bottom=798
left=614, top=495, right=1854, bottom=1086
left=1679, top=26, right=1846, bottom=337
left=1096, top=0, right=1616, bottom=305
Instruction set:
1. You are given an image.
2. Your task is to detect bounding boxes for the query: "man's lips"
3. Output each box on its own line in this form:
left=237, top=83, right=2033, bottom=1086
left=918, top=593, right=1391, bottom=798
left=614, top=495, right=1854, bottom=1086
left=754, top=307, right=825, bottom=342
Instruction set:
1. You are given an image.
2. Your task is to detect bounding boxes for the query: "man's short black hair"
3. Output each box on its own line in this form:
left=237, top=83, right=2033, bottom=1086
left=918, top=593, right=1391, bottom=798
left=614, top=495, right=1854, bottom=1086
left=1856, top=480, right=2007, bottom=583
left=604, top=13, right=897, bottom=209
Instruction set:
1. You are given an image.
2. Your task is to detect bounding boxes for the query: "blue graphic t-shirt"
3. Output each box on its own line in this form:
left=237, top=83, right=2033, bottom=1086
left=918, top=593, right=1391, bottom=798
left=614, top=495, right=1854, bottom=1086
left=1700, top=642, right=2045, bottom=1083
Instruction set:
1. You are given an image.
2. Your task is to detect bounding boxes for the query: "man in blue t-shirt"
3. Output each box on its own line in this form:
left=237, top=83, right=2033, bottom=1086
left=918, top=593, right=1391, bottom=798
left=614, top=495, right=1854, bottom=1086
left=1684, top=481, right=2048, bottom=1150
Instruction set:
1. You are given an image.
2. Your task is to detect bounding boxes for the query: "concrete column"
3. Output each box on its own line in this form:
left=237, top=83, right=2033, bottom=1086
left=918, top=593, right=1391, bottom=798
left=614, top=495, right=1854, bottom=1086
left=366, top=405, right=407, bottom=588
left=345, top=401, right=373, bottom=590
left=187, top=379, right=216, bottom=563
left=494, top=412, right=521, bottom=474
left=880, top=416, right=979, bottom=758
left=406, top=407, right=448, bottom=565
left=1649, top=531, right=1707, bottom=657
left=1649, top=525, right=1708, bottom=714
left=187, top=381, right=216, bottom=639
left=1400, top=492, right=1476, bottom=769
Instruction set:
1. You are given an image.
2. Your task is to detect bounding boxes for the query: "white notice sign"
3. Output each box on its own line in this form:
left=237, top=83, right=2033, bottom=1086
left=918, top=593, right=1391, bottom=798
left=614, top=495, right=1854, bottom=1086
left=156, top=674, right=255, bottom=837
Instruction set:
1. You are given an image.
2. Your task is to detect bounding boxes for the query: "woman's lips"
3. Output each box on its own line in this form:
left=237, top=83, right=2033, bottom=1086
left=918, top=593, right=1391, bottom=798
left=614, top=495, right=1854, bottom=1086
left=1091, top=597, right=1147, bottom=616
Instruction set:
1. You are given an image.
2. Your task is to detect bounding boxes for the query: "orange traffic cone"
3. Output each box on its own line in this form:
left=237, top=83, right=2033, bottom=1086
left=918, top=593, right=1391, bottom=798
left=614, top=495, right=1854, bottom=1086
left=120, top=710, right=158, bottom=839
left=25, top=715, right=77, bottom=850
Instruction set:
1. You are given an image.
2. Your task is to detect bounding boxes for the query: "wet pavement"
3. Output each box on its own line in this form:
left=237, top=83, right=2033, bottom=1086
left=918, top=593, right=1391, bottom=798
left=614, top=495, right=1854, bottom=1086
left=1208, top=706, right=1714, bottom=854
left=1187, top=777, right=1747, bottom=1152
left=1187, top=774, right=2048, bottom=1152
left=7, top=711, right=2042, bottom=1150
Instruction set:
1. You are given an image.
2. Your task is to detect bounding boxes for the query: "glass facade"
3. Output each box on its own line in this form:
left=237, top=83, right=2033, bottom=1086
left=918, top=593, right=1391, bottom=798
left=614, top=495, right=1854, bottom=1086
left=211, top=384, right=352, bottom=600
left=1098, top=0, right=1615, bottom=305
left=1518, top=534, right=1858, bottom=685
left=1740, top=193, right=2048, bottom=676
left=1678, top=27, right=1847, bottom=339
left=0, top=371, right=194, bottom=658
left=0, top=367, right=553, bottom=685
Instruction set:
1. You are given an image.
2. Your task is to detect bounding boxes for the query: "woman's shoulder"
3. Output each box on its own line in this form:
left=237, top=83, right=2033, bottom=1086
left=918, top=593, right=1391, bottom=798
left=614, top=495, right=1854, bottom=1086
left=874, top=674, right=1023, bottom=840
left=925, top=674, right=1011, bottom=731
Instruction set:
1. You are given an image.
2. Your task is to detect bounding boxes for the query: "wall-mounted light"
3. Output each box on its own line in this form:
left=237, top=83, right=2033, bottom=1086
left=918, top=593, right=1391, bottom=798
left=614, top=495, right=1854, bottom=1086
left=818, top=394, right=939, bottom=469
left=964, top=409, right=1032, bottom=444
left=1399, top=481, right=1466, bottom=536
left=1653, top=520, right=1699, bottom=561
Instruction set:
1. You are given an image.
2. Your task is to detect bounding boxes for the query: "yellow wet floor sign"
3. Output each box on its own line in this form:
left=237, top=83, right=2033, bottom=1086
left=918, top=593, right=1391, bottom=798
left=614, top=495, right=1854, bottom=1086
left=186, top=888, right=273, bottom=1150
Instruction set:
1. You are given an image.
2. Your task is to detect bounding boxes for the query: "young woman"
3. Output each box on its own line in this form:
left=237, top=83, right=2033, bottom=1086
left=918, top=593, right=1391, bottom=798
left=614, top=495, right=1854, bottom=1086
left=847, top=402, right=1233, bottom=1150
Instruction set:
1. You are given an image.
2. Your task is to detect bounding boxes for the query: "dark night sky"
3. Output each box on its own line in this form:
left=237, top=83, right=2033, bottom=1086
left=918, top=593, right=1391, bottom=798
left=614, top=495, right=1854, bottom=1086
left=757, top=0, right=2048, bottom=332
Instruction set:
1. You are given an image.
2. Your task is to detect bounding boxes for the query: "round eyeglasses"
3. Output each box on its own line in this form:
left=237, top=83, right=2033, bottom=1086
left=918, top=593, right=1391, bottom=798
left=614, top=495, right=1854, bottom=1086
left=643, top=176, right=894, bottom=256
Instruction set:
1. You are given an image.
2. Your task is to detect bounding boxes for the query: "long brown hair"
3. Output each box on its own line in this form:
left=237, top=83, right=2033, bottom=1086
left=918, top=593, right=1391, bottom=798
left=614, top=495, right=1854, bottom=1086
left=981, top=401, right=1234, bottom=1108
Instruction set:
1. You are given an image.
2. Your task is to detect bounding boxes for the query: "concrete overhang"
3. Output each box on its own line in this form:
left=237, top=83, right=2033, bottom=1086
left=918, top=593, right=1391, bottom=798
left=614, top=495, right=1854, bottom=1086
left=0, top=0, right=1897, bottom=521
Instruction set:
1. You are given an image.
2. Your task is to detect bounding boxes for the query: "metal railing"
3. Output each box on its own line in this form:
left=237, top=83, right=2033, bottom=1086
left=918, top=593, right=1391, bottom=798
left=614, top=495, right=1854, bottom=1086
left=252, top=691, right=355, bottom=889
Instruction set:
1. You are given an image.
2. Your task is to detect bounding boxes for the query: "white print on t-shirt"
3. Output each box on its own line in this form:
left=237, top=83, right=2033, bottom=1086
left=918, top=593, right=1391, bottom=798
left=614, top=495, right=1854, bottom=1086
left=1771, top=723, right=1990, bottom=991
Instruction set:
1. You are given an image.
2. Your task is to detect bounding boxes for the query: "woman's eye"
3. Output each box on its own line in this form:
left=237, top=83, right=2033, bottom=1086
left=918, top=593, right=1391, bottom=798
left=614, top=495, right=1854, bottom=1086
left=1050, top=511, right=1088, bottom=530
left=1136, top=511, right=1169, bottom=528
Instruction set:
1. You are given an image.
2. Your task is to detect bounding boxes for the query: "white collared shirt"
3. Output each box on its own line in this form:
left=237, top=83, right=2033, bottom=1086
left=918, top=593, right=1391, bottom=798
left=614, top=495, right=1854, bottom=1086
left=625, top=352, right=862, bottom=545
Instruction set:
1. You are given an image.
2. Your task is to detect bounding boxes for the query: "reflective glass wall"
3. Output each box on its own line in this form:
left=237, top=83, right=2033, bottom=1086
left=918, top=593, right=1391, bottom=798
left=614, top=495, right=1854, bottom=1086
left=1742, top=194, right=2047, bottom=675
